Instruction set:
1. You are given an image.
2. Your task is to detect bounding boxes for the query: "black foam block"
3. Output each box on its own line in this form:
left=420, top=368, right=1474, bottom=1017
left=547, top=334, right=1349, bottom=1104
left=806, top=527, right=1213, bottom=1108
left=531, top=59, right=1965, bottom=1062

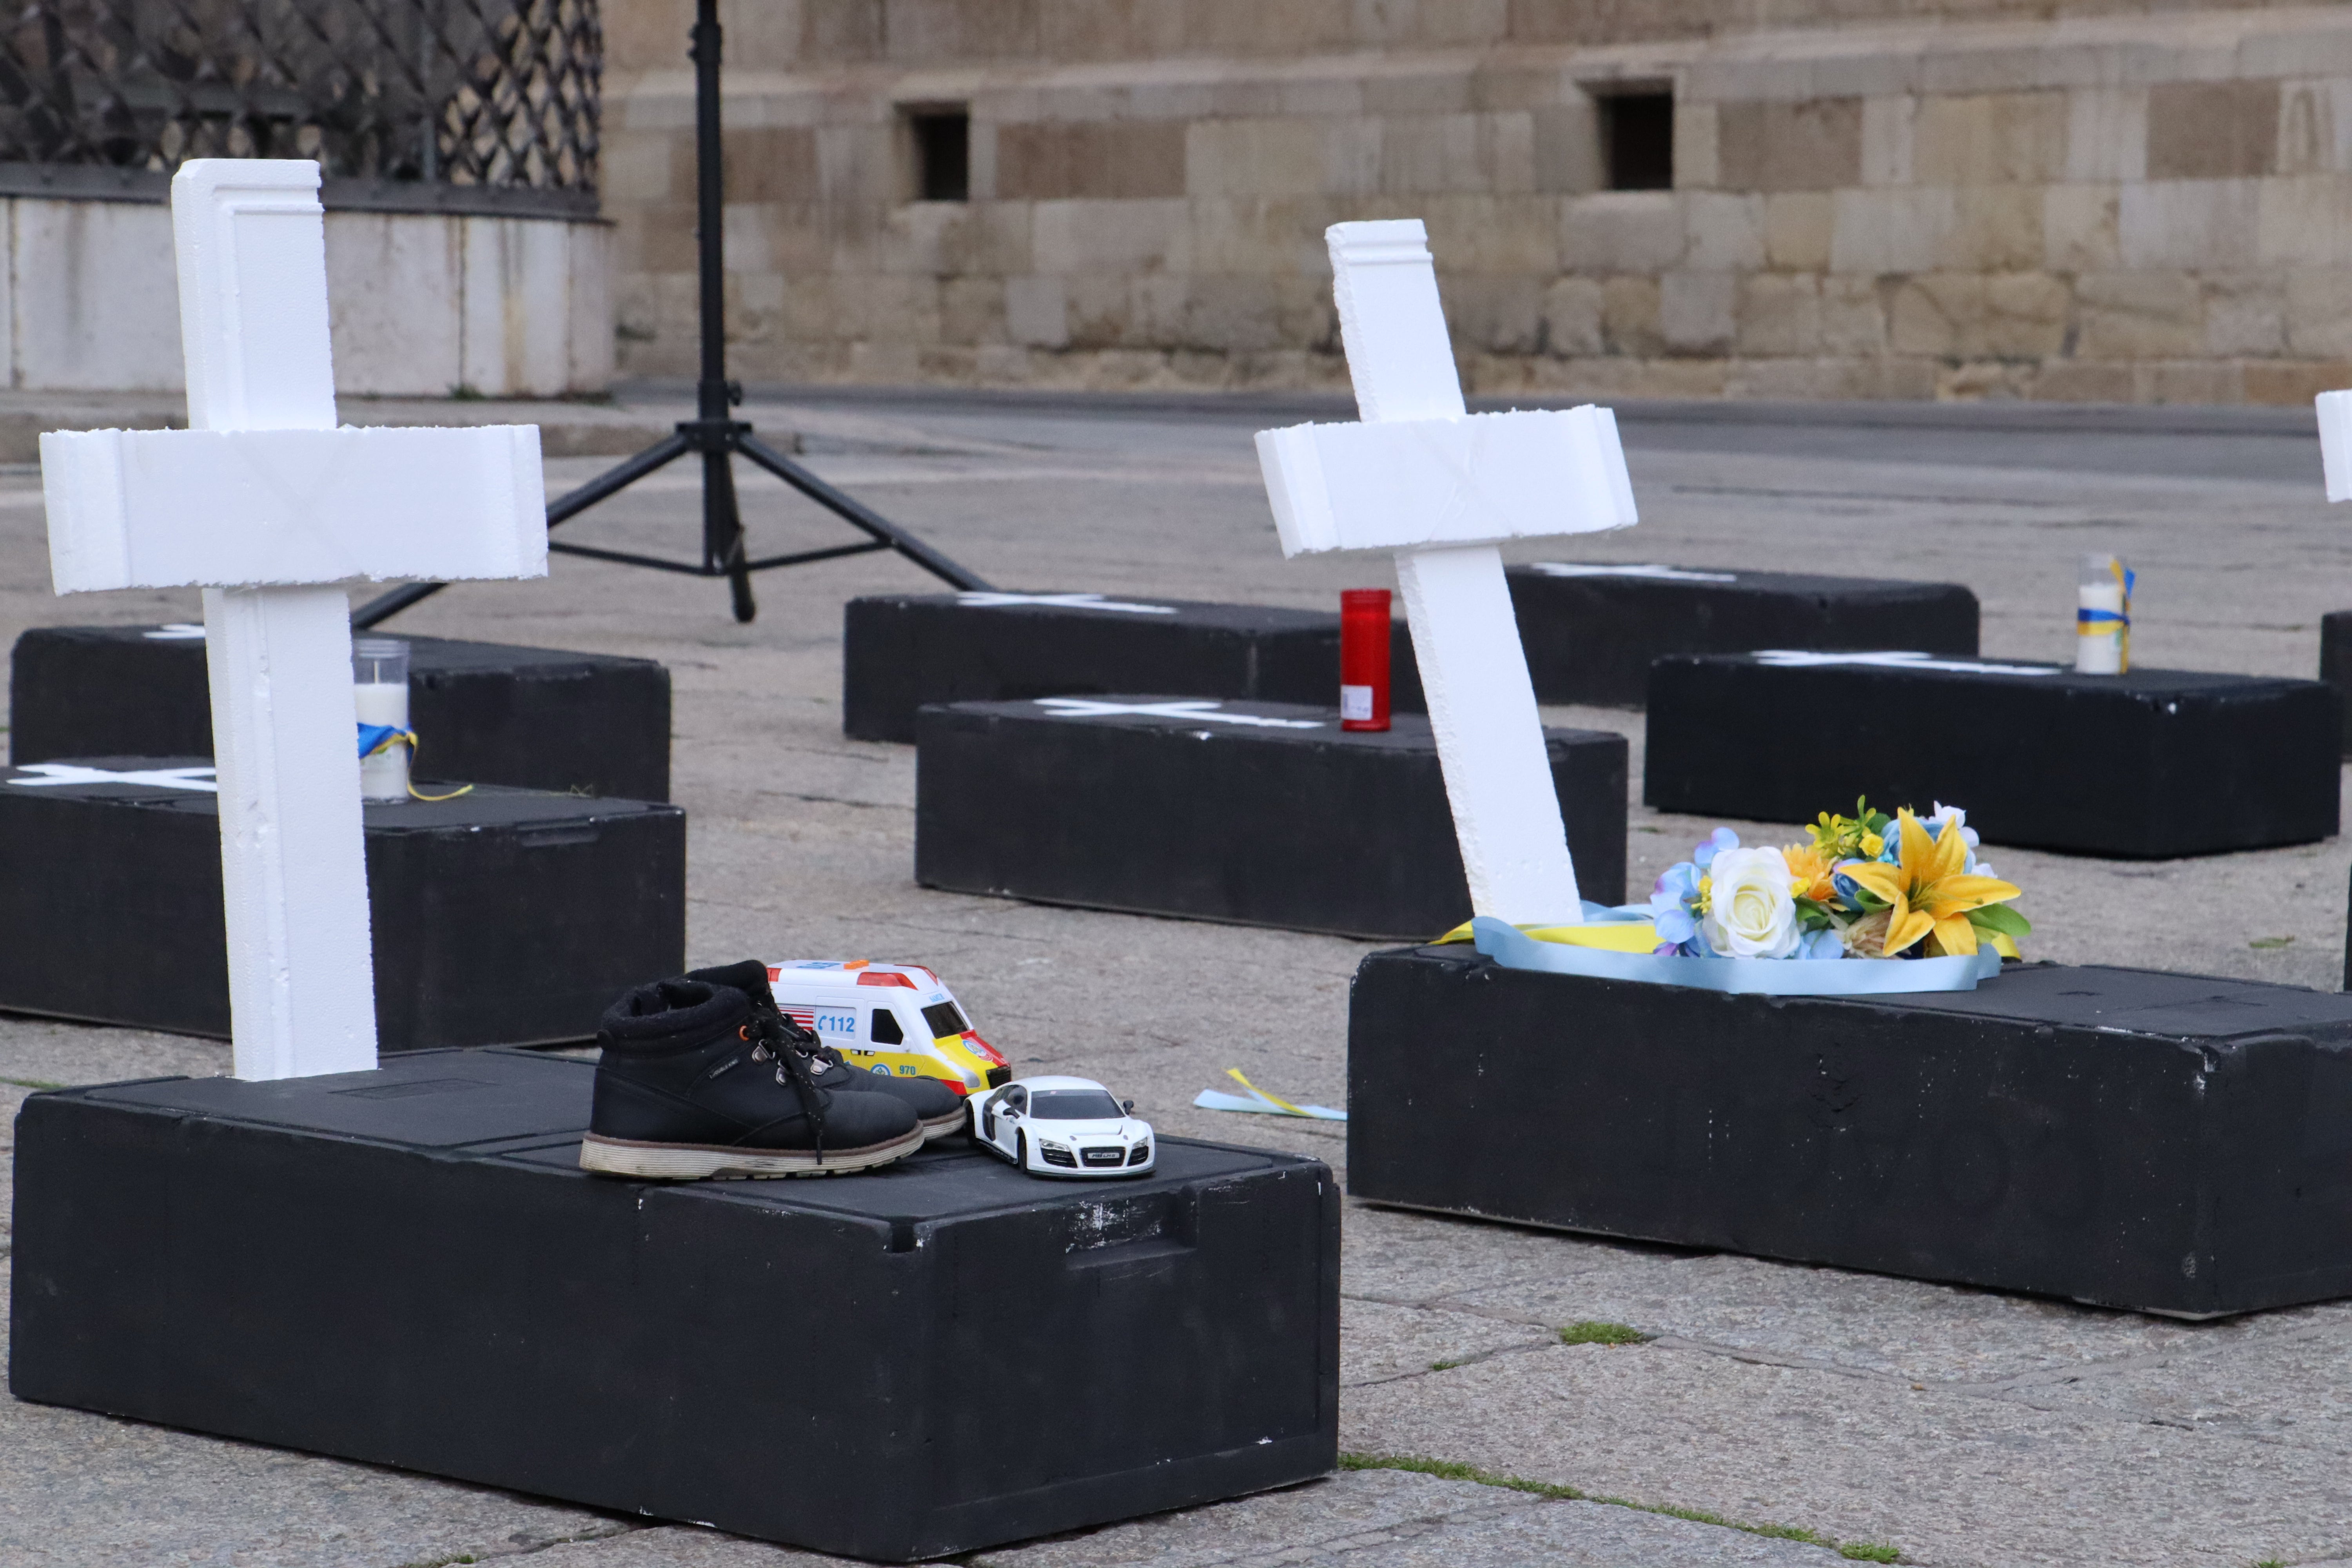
left=8, top=1050, right=1339, bottom=1561
left=1350, top=944, right=2352, bottom=1318
left=1646, top=655, right=2340, bottom=858
left=0, top=759, right=684, bottom=1048
left=843, top=593, right=1426, bottom=742
left=915, top=697, right=1625, bottom=938
left=1504, top=564, right=1978, bottom=706
left=10, top=625, right=671, bottom=801
left=2321, top=611, right=2352, bottom=759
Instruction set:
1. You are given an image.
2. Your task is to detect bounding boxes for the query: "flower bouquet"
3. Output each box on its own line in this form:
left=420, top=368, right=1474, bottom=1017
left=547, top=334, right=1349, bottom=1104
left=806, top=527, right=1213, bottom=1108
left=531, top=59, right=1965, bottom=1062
left=1468, top=800, right=2031, bottom=996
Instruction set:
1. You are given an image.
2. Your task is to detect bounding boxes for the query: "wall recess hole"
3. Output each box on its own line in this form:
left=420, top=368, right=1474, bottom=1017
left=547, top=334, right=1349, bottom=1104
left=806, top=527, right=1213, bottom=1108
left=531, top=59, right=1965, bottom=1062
left=908, top=108, right=970, bottom=202
left=1601, top=91, right=1675, bottom=191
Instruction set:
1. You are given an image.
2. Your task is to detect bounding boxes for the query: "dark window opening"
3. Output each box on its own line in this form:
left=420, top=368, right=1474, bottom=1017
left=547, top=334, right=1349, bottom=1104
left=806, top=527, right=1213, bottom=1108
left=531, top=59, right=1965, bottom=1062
left=910, top=109, right=970, bottom=201
left=869, top=1008, right=904, bottom=1045
left=922, top=1001, right=969, bottom=1037
left=1602, top=93, right=1675, bottom=191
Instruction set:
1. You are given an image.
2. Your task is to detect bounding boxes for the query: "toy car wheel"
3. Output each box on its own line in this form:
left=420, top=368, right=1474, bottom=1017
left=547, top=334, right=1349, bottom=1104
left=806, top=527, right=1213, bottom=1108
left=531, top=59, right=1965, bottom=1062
left=1015, top=1130, right=1028, bottom=1170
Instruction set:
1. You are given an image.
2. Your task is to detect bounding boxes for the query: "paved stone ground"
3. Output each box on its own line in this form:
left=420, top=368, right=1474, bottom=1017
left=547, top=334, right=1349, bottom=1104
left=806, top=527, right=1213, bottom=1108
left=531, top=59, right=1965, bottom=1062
left=1, top=388, right=2348, bottom=1567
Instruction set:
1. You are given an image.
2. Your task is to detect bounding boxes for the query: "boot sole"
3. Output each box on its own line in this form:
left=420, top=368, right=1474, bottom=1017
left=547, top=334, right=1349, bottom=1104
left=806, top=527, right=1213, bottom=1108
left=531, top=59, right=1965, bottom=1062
left=578, top=1126, right=926, bottom=1180
left=920, top=1109, right=966, bottom=1142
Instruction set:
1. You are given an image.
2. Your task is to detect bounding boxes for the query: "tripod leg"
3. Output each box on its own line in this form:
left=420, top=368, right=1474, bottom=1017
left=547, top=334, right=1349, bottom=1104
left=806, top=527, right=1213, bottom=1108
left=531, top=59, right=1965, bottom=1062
left=703, top=445, right=756, bottom=622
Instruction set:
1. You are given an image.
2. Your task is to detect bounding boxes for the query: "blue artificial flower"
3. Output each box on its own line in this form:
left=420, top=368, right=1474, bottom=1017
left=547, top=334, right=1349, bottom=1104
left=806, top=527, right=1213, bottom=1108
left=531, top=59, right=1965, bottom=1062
left=1654, top=906, right=1697, bottom=946
left=1692, top=827, right=1739, bottom=870
left=1652, top=862, right=1700, bottom=904
left=1797, top=926, right=1845, bottom=960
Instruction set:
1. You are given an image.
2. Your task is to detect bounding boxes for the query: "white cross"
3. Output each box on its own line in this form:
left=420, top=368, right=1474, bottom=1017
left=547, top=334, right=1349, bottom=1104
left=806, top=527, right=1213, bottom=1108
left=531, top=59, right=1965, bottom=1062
left=1750, top=650, right=2058, bottom=677
left=2320, top=390, right=2352, bottom=501
left=7, top=763, right=219, bottom=792
left=958, top=592, right=1178, bottom=615
left=38, top=161, right=547, bottom=1081
left=1530, top=563, right=1736, bottom=583
left=1254, top=220, right=1637, bottom=921
left=1033, top=697, right=1324, bottom=730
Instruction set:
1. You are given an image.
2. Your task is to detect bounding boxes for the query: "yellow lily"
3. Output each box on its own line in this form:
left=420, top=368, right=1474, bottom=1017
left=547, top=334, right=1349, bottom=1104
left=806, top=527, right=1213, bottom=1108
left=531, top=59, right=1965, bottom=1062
left=1837, top=809, right=2021, bottom=958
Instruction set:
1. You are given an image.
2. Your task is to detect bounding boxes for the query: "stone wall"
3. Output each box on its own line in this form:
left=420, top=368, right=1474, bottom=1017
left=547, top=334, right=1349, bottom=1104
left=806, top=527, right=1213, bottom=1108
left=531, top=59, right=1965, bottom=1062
left=603, top=0, right=2352, bottom=403
left=2, top=200, right=612, bottom=399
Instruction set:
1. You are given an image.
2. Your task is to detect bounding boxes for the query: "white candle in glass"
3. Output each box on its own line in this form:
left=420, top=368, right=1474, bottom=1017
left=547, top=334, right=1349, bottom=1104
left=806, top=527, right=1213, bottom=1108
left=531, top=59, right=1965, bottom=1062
left=352, top=637, right=411, bottom=800
left=2076, top=555, right=2126, bottom=675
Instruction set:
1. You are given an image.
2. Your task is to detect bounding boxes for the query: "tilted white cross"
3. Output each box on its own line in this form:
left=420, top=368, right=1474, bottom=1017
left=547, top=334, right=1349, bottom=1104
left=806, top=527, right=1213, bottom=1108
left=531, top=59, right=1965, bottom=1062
left=1254, top=220, right=1637, bottom=922
left=39, top=160, right=547, bottom=1080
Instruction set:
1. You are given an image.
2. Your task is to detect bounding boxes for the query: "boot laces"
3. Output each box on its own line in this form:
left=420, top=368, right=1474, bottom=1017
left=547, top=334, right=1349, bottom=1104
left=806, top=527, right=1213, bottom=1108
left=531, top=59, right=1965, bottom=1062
left=747, top=1010, right=829, bottom=1162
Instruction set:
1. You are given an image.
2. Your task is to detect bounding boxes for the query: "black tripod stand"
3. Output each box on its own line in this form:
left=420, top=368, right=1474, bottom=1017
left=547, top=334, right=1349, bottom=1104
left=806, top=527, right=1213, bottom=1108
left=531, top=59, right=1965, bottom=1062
left=355, top=0, right=990, bottom=630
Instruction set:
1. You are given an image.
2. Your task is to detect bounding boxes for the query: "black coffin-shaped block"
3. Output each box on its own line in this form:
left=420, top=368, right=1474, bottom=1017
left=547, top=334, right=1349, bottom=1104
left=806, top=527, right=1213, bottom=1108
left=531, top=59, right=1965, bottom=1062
left=1646, top=655, right=2341, bottom=858
left=0, top=760, right=685, bottom=1048
left=1505, top=563, right=1978, bottom=707
left=1349, top=945, right=2352, bottom=1318
left=10, top=625, right=672, bottom=801
left=2321, top=611, right=2352, bottom=759
left=844, top=592, right=1426, bottom=743
left=915, top=697, right=1626, bottom=938
left=8, top=1051, right=1340, bottom=1561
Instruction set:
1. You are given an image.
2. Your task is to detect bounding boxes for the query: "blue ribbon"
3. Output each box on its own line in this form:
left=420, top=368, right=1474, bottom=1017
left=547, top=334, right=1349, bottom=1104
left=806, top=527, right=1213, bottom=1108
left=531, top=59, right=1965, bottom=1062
left=358, top=722, right=411, bottom=759
left=1470, top=916, right=2001, bottom=996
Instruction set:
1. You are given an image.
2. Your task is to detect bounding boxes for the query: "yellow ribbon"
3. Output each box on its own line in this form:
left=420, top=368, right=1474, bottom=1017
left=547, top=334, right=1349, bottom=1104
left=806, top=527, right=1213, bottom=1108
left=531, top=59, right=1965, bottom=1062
left=1224, top=1069, right=1311, bottom=1115
left=1433, top=918, right=1659, bottom=951
left=363, top=729, right=475, bottom=804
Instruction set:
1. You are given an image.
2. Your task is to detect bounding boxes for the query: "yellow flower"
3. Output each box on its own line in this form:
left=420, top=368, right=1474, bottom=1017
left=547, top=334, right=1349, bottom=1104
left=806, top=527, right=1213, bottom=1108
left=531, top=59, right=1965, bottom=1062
left=1860, top=831, right=1884, bottom=858
left=1837, top=808, right=2021, bottom=958
left=1782, top=841, right=1838, bottom=902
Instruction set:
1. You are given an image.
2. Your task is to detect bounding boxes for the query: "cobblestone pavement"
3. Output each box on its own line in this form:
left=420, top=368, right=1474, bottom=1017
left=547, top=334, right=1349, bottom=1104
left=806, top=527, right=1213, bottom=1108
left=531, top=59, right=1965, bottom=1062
left=0, top=390, right=2346, bottom=1567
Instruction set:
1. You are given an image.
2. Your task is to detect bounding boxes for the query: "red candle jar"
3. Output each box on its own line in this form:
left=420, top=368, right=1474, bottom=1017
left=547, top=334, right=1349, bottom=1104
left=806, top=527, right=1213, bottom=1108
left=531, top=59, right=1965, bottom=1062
left=1339, top=588, right=1392, bottom=732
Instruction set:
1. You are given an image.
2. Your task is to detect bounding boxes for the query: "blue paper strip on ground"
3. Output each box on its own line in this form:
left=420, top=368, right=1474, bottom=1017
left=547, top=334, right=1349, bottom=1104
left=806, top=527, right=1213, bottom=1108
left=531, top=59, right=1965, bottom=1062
left=1192, top=1089, right=1347, bottom=1121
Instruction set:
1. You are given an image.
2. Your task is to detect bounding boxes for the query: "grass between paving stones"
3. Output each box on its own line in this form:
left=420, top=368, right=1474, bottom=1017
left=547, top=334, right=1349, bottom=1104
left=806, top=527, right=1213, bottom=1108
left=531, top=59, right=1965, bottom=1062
left=1339, top=1454, right=1901, bottom=1561
left=1559, top=1319, right=1652, bottom=1346
left=0, top=1075, right=62, bottom=1091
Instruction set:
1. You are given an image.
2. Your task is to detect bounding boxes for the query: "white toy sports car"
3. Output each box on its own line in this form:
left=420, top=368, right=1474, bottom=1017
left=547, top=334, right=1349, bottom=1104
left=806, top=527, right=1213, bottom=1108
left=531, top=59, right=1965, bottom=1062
left=971, top=1075, right=1154, bottom=1178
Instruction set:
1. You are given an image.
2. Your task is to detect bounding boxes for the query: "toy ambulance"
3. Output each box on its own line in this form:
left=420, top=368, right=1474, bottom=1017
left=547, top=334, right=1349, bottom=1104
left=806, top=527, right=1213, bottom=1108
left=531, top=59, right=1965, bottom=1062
left=765, top=960, right=1009, bottom=1099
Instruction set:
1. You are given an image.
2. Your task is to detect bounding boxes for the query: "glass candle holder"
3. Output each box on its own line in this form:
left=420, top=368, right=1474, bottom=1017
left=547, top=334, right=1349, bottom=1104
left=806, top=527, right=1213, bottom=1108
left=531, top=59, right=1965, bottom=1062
left=352, top=637, right=411, bottom=801
left=1340, top=588, right=1392, bottom=732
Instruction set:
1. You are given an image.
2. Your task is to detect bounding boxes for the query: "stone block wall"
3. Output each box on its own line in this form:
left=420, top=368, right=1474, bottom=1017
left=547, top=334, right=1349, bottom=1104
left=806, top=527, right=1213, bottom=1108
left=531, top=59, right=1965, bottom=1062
left=603, top=0, right=2352, bottom=403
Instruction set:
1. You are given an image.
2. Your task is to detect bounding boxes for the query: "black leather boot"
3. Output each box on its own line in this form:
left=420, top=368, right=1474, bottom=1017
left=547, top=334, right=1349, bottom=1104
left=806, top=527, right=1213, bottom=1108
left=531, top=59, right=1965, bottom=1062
left=580, top=976, right=924, bottom=1179
left=690, top=960, right=969, bottom=1142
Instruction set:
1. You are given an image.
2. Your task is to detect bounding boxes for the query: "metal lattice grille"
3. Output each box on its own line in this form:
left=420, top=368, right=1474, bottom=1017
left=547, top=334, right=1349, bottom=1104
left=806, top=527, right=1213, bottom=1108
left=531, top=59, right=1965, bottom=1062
left=0, top=0, right=598, bottom=194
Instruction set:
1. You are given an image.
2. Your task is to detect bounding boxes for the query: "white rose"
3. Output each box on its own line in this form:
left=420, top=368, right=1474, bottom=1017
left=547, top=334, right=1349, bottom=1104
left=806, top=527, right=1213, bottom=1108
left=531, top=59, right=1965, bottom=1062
left=1702, top=846, right=1802, bottom=959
